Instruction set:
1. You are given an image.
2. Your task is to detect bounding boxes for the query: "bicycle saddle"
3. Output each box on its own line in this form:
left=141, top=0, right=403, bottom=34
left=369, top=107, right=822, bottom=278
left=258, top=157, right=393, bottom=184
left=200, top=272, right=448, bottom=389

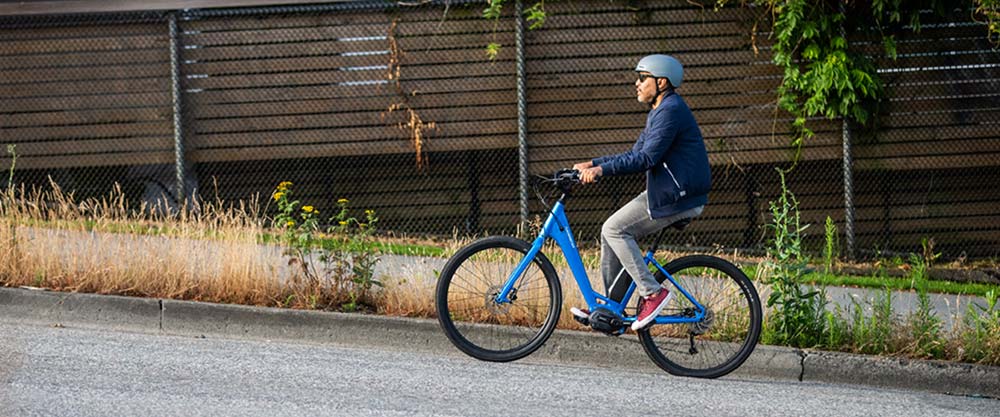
left=670, top=218, right=692, bottom=231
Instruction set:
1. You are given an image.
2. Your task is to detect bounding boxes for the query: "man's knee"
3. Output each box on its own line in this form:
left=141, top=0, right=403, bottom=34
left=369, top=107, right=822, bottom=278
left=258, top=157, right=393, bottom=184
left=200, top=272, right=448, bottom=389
left=601, top=219, right=627, bottom=240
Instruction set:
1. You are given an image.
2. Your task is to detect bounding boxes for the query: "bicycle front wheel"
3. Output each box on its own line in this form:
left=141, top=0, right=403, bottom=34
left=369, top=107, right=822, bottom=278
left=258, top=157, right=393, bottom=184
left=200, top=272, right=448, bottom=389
left=638, top=255, right=762, bottom=378
left=435, top=236, right=562, bottom=362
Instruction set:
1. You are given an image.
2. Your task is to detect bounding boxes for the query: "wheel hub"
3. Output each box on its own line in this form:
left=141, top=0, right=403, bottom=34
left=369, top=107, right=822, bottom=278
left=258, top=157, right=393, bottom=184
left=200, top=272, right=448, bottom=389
left=484, top=285, right=513, bottom=315
left=688, top=307, right=715, bottom=336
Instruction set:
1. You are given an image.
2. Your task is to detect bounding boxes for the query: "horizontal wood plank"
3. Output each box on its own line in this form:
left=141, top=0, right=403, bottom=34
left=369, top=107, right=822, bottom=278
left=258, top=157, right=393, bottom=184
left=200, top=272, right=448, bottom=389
left=189, top=135, right=517, bottom=162
left=0, top=77, right=169, bottom=98
left=4, top=107, right=171, bottom=127
left=0, top=49, right=167, bottom=70
left=1, top=151, right=174, bottom=169
left=0, top=34, right=168, bottom=56
left=0, top=91, right=172, bottom=113
left=0, top=62, right=168, bottom=84
left=1, top=121, right=173, bottom=141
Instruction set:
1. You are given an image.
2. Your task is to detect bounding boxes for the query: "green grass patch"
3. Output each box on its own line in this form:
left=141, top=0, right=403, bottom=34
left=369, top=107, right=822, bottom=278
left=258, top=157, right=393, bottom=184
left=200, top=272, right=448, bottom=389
left=743, top=264, right=998, bottom=297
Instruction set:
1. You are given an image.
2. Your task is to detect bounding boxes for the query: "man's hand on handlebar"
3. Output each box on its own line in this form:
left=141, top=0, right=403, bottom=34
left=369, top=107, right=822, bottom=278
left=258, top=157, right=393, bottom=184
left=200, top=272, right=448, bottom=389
left=572, top=161, right=593, bottom=172
left=579, top=166, right=602, bottom=184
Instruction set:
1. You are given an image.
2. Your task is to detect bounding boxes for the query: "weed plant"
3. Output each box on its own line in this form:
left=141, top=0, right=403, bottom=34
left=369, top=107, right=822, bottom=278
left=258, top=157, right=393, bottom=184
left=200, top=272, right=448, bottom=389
left=268, top=182, right=382, bottom=311
left=759, top=169, right=829, bottom=348
left=903, top=240, right=946, bottom=358
left=822, top=216, right=838, bottom=274
left=957, top=289, right=1000, bottom=366
left=848, top=287, right=896, bottom=355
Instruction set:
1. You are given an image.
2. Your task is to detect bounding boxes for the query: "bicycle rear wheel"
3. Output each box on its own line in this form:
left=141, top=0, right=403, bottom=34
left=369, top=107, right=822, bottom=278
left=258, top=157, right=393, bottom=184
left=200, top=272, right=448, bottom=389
left=435, top=236, right=562, bottom=362
left=637, top=255, right=762, bottom=378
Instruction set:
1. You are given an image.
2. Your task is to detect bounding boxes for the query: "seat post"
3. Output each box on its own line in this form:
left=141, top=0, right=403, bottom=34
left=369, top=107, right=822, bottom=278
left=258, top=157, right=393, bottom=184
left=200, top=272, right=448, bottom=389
left=646, top=218, right=692, bottom=253
left=647, top=228, right=669, bottom=254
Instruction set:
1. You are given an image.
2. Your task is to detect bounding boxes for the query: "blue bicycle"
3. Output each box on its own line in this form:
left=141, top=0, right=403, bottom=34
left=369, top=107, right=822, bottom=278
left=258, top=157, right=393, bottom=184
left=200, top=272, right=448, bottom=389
left=436, top=170, right=762, bottom=378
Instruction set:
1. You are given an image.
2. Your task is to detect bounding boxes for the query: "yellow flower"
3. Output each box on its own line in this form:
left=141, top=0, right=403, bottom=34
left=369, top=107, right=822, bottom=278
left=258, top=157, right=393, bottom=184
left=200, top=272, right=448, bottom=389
left=359, top=223, right=367, bottom=228
left=364, top=209, right=375, bottom=216
left=278, top=181, right=292, bottom=189
left=337, top=198, right=349, bottom=204
left=302, top=205, right=314, bottom=213
left=286, top=220, right=295, bottom=227
left=338, top=221, right=348, bottom=226
left=273, top=192, right=285, bottom=201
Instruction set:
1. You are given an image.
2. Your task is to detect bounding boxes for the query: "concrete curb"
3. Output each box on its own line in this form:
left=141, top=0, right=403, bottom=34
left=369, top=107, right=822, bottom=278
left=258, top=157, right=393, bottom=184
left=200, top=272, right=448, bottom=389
left=0, top=287, right=161, bottom=332
left=1, top=287, right=997, bottom=398
left=802, top=350, right=999, bottom=398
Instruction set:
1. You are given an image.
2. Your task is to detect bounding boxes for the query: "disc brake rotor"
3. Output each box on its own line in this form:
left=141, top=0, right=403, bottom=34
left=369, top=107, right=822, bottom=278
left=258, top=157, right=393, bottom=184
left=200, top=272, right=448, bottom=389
left=484, top=285, right=513, bottom=315
left=688, top=307, right=715, bottom=336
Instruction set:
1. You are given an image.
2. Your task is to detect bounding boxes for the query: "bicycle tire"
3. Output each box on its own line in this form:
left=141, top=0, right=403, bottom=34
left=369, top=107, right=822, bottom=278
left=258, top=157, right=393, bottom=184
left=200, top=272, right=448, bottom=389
left=637, top=255, right=762, bottom=378
left=435, top=236, right=562, bottom=362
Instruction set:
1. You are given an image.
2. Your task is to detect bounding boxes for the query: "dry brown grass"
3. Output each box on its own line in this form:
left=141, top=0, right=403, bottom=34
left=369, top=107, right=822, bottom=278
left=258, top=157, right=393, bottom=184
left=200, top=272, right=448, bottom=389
left=0, top=181, right=299, bottom=307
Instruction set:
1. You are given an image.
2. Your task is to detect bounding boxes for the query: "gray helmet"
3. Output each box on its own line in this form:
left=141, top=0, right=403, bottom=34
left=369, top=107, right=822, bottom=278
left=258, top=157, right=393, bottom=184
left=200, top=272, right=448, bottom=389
left=635, top=54, right=683, bottom=88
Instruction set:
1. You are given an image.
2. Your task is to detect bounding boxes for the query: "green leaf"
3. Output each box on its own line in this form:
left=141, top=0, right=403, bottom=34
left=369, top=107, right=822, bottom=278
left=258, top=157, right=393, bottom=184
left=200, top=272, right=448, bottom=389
left=803, top=44, right=821, bottom=59
left=832, top=36, right=847, bottom=50
left=882, top=36, right=898, bottom=60
left=482, top=0, right=503, bottom=19
left=802, top=22, right=818, bottom=39
left=485, top=42, right=501, bottom=60
left=524, top=2, right=546, bottom=30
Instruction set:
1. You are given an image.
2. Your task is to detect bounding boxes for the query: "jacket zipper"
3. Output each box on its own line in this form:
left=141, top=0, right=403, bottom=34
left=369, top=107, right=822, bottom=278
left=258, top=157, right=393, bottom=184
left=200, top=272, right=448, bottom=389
left=663, top=162, right=686, bottom=197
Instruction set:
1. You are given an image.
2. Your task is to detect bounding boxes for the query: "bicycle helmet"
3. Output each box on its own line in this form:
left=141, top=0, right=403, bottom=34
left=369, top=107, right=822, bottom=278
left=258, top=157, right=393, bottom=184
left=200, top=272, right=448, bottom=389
left=635, top=54, right=683, bottom=88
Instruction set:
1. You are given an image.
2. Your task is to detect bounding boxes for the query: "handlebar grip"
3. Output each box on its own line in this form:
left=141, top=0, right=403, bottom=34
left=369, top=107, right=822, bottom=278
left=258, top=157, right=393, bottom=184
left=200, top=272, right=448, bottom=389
left=554, top=168, right=579, bottom=180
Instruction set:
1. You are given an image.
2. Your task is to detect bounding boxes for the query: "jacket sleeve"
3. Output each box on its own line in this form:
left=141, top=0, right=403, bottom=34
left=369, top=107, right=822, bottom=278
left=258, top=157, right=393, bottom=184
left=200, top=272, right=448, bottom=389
left=598, top=105, right=679, bottom=176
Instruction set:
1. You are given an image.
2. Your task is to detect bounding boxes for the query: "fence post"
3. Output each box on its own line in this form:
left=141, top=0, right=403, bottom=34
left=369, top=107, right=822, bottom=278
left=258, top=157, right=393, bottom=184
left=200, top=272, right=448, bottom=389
left=515, top=0, right=529, bottom=230
left=838, top=1, right=856, bottom=261
left=167, top=12, right=186, bottom=203
left=842, top=118, right=856, bottom=261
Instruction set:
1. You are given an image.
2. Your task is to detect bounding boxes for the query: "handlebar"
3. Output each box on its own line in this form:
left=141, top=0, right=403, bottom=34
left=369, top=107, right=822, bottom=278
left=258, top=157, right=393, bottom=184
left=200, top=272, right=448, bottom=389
left=536, top=169, right=583, bottom=190
left=532, top=169, right=591, bottom=208
left=552, top=168, right=582, bottom=187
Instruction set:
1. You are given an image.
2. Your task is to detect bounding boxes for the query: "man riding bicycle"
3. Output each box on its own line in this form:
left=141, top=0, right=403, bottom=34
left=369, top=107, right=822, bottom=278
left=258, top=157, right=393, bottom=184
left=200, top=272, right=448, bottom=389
left=571, top=54, right=712, bottom=331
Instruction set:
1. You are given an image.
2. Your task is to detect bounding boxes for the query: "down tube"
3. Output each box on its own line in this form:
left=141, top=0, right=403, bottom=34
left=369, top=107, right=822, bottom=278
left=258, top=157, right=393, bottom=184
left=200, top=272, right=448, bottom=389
left=545, top=203, right=601, bottom=305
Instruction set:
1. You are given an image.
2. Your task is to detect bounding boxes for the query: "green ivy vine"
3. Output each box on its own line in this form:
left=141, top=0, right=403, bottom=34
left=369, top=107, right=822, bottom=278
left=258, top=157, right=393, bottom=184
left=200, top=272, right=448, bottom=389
left=482, top=0, right=546, bottom=59
left=479, top=0, right=1000, bottom=159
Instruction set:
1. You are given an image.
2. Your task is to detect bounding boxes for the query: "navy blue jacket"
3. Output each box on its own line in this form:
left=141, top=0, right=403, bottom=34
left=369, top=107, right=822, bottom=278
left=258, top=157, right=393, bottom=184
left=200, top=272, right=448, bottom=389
left=593, top=92, right=711, bottom=219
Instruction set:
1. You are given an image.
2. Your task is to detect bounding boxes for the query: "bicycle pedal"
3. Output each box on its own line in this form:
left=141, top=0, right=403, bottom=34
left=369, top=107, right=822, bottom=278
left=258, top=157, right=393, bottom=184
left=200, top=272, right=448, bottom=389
left=570, top=307, right=590, bottom=326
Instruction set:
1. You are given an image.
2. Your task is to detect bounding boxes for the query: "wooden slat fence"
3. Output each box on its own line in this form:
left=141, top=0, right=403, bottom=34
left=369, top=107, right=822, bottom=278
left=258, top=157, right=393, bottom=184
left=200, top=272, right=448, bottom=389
left=0, top=1, right=997, bottom=258
left=0, top=20, right=175, bottom=169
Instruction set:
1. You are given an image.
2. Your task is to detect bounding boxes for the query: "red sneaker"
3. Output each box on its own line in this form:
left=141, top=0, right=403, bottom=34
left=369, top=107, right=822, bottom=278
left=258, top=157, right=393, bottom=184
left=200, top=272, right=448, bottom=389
left=631, top=288, right=673, bottom=331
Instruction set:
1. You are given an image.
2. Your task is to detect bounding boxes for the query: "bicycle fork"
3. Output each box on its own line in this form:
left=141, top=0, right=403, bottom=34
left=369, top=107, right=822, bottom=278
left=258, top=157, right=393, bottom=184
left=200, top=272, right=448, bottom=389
left=493, top=235, right=546, bottom=304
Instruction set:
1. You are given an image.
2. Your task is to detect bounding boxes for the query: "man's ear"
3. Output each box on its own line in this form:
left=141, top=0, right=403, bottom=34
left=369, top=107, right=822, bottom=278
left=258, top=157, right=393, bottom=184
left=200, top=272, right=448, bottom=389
left=659, top=78, right=672, bottom=91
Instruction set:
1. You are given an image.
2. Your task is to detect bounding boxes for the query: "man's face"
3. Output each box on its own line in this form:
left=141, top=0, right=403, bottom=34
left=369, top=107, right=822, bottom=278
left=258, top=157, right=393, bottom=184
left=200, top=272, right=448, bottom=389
left=635, top=72, right=659, bottom=104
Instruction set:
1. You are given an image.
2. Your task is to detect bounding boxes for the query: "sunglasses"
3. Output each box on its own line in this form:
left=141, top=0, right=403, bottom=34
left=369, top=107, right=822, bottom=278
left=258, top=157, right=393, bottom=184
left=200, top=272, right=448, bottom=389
left=637, top=73, right=656, bottom=82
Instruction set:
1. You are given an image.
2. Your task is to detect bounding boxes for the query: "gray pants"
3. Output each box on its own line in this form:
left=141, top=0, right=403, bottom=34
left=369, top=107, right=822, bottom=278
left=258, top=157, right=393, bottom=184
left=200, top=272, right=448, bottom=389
left=601, top=191, right=704, bottom=297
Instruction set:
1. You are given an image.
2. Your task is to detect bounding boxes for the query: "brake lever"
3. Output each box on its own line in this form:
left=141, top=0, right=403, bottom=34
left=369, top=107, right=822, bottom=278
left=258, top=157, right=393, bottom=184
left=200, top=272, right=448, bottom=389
left=554, top=168, right=579, bottom=181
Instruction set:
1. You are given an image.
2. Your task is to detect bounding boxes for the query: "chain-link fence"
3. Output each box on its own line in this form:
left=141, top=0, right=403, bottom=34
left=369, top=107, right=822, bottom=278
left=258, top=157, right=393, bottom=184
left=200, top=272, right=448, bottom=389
left=2, top=1, right=998, bottom=260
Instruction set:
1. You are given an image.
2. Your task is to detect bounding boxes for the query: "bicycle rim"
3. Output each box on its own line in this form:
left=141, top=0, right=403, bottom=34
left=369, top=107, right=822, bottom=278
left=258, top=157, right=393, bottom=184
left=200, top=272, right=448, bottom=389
left=638, top=255, right=762, bottom=378
left=436, top=237, right=561, bottom=362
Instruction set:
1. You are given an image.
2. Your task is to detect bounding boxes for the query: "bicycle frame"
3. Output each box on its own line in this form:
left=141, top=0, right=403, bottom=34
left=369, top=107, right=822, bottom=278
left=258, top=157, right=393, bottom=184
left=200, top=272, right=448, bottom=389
left=494, top=197, right=706, bottom=325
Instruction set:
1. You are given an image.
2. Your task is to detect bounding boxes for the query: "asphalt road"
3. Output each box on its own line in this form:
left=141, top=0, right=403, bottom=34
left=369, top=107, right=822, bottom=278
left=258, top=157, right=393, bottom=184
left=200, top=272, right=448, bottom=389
left=0, top=321, right=996, bottom=417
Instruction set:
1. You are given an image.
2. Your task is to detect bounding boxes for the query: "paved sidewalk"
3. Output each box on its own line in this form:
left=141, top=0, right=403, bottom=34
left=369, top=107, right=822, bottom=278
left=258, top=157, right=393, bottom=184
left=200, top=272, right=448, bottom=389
left=0, top=286, right=997, bottom=399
